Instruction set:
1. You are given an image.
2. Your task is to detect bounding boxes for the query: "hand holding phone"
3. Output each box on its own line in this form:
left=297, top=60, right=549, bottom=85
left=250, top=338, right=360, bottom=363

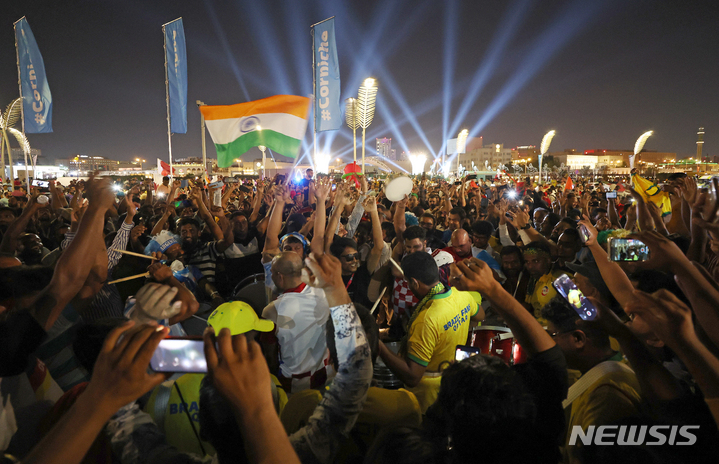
left=553, top=274, right=597, bottom=321
left=608, top=238, right=650, bottom=262
left=455, top=345, right=481, bottom=362
left=150, top=337, right=208, bottom=373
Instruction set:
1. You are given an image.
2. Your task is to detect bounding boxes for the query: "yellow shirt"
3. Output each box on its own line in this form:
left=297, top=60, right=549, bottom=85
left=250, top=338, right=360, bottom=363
left=145, top=373, right=287, bottom=457
left=526, top=269, right=569, bottom=323
left=406, top=288, right=480, bottom=412
left=406, top=288, right=480, bottom=371
left=564, top=368, right=641, bottom=462
left=280, top=386, right=422, bottom=447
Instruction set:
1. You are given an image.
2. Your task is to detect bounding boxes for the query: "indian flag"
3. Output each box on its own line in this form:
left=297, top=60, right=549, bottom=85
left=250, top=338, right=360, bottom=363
left=199, top=95, right=310, bottom=167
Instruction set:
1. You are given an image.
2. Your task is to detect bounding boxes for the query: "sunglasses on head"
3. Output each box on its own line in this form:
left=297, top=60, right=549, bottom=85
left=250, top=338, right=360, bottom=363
left=341, top=253, right=360, bottom=262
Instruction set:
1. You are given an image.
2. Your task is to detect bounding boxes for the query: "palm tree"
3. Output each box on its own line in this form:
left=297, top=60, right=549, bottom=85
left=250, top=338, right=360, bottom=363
left=0, top=98, right=31, bottom=183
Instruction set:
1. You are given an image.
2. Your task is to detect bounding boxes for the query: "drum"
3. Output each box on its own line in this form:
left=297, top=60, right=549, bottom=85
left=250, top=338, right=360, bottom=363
left=467, top=326, right=511, bottom=355
left=374, top=342, right=403, bottom=389
left=231, top=273, right=267, bottom=316
left=467, top=326, right=527, bottom=365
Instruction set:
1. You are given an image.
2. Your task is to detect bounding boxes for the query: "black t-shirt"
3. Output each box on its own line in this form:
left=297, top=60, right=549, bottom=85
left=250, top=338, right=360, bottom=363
left=343, top=263, right=372, bottom=310
left=0, top=310, right=47, bottom=376
left=423, top=344, right=568, bottom=463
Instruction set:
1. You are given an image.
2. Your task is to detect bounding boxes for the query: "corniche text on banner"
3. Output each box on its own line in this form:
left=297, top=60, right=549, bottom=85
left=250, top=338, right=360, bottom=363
left=14, top=18, right=53, bottom=134
left=164, top=18, right=188, bottom=134
left=313, top=18, right=341, bottom=132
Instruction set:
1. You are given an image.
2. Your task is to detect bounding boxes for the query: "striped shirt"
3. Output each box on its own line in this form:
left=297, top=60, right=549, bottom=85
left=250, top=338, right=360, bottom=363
left=186, top=241, right=220, bottom=282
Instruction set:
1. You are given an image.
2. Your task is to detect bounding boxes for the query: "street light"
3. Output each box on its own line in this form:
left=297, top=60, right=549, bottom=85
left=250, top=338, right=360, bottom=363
left=135, top=158, right=146, bottom=170
left=357, top=78, right=378, bottom=174
left=540, top=130, right=556, bottom=183
left=256, top=125, right=266, bottom=179
left=456, top=129, right=468, bottom=175
left=345, top=98, right=359, bottom=163
left=409, top=153, right=427, bottom=175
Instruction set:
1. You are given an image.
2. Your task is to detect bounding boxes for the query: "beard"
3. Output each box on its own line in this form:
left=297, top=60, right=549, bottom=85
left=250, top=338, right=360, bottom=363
left=181, top=239, right=196, bottom=253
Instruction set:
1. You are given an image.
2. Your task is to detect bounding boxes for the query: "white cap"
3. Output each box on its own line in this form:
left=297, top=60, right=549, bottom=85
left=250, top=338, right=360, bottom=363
left=37, top=195, right=49, bottom=205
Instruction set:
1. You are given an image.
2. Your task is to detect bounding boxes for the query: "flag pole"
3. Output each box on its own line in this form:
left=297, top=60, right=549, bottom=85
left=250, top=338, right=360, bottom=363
left=13, top=17, right=28, bottom=186
left=197, top=100, right=207, bottom=177
left=310, top=25, right=317, bottom=176
left=162, top=24, right=173, bottom=179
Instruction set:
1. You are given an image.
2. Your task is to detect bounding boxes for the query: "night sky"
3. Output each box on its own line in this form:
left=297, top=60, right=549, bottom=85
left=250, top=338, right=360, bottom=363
left=1, top=0, right=718, bottom=165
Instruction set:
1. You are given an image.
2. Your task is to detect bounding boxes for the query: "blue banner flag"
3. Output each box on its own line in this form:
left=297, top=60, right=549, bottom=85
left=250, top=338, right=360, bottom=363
left=164, top=18, right=188, bottom=134
left=14, top=18, right=52, bottom=133
left=313, top=18, right=341, bottom=132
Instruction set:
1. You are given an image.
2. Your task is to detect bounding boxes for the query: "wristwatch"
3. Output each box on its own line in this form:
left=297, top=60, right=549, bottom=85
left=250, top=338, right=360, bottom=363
left=521, top=223, right=531, bottom=230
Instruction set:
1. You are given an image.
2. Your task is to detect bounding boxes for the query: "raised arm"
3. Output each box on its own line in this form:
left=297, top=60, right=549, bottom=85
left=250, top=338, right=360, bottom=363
left=324, top=184, right=349, bottom=253
left=578, top=215, right=636, bottom=306
left=27, top=175, right=114, bottom=330
left=363, top=195, right=385, bottom=274
left=311, top=178, right=331, bottom=256
left=249, top=183, right=265, bottom=224
left=0, top=195, right=44, bottom=254
left=453, top=258, right=555, bottom=356
left=262, top=186, right=290, bottom=261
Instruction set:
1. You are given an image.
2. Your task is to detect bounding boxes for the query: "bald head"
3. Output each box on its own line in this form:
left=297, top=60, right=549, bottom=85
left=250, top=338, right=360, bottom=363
left=451, top=229, right=472, bottom=258
left=271, top=251, right=304, bottom=291
left=272, top=252, right=304, bottom=277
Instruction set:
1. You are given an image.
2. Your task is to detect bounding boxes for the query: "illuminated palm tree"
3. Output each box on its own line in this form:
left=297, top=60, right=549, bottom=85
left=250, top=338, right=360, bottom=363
left=0, top=98, right=31, bottom=182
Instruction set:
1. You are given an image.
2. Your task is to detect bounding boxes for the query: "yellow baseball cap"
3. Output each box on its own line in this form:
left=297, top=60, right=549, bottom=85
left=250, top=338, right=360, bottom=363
left=207, top=301, right=275, bottom=335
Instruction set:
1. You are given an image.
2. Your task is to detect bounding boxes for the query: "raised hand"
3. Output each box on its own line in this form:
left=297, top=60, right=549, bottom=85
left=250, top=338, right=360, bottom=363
left=132, top=282, right=182, bottom=323
left=362, top=194, right=378, bottom=213
left=624, top=289, right=695, bottom=350
left=203, top=327, right=273, bottom=416
left=82, top=322, right=169, bottom=413
left=578, top=214, right=599, bottom=246
left=302, top=252, right=344, bottom=290
left=450, top=257, right=500, bottom=295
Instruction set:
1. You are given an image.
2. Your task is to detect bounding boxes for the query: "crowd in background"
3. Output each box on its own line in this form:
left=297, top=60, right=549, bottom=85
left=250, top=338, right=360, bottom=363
left=2, top=166, right=719, bottom=463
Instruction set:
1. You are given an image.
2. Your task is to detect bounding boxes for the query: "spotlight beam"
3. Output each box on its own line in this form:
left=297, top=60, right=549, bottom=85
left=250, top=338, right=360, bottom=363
left=446, top=0, right=531, bottom=140
left=203, top=0, right=250, bottom=100
left=442, top=0, right=460, bottom=156
left=466, top=0, right=606, bottom=140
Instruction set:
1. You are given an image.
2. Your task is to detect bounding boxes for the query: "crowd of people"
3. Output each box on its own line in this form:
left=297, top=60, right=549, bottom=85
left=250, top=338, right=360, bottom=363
left=2, top=166, right=719, bottom=463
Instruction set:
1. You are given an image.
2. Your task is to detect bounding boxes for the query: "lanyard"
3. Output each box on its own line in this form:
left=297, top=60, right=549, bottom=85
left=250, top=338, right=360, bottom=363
left=345, top=273, right=355, bottom=290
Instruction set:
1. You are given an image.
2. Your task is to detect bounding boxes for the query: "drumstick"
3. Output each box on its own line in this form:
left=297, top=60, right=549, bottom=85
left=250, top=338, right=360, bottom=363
left=110, top=249, right=157, bottom=260
left=389, top=257, right=404, bottom=276
left=108, top=272, right=150, bottom=285
left=370, top=286, right=388, bottom=316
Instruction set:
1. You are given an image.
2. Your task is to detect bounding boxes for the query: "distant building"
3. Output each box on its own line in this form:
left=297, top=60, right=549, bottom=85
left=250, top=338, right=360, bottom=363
left=457, top=143, right=512, bottom=170
left=376, top=137, right=396, bottom=161
left=63, top=155, right=138, bottom=173
left=697, top=127, right=705, bottom=160
left=583, top=149, right=676, bottom=167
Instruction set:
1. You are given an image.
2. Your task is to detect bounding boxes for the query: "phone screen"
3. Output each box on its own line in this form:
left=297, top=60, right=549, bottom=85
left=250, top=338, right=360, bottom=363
left=606, top=191, right=617, bottom=199
left=609, top=238, right=650, bottom=262
left=455, top=345, right=481, bottom=362
left=578, top=224, right=591, bottom=243
left=552, top=274, right=597, bottom=321
left=150, top=338, right=207, bottom=373
left=32, top=179, right=49, bottom=188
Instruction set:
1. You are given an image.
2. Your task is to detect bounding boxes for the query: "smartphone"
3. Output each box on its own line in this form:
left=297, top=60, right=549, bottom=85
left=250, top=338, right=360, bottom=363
left=223, top=177, right=239, bottom=184
left=606, top=191, right=617, bottom=199
left=578, top=224, right=591, bottom=243
left=552, top=274, right=597, bottom=321
left=608, top=238, right=650, bottom=262
left=32, top=179, right=49, bottom=188
left=455, top=345, right=481, bottom=362
left=150, top=337, right=208, bottom=373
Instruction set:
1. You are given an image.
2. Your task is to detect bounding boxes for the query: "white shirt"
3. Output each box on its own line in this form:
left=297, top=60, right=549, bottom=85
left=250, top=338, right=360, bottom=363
left=262, top=285, right=330, bottom=378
